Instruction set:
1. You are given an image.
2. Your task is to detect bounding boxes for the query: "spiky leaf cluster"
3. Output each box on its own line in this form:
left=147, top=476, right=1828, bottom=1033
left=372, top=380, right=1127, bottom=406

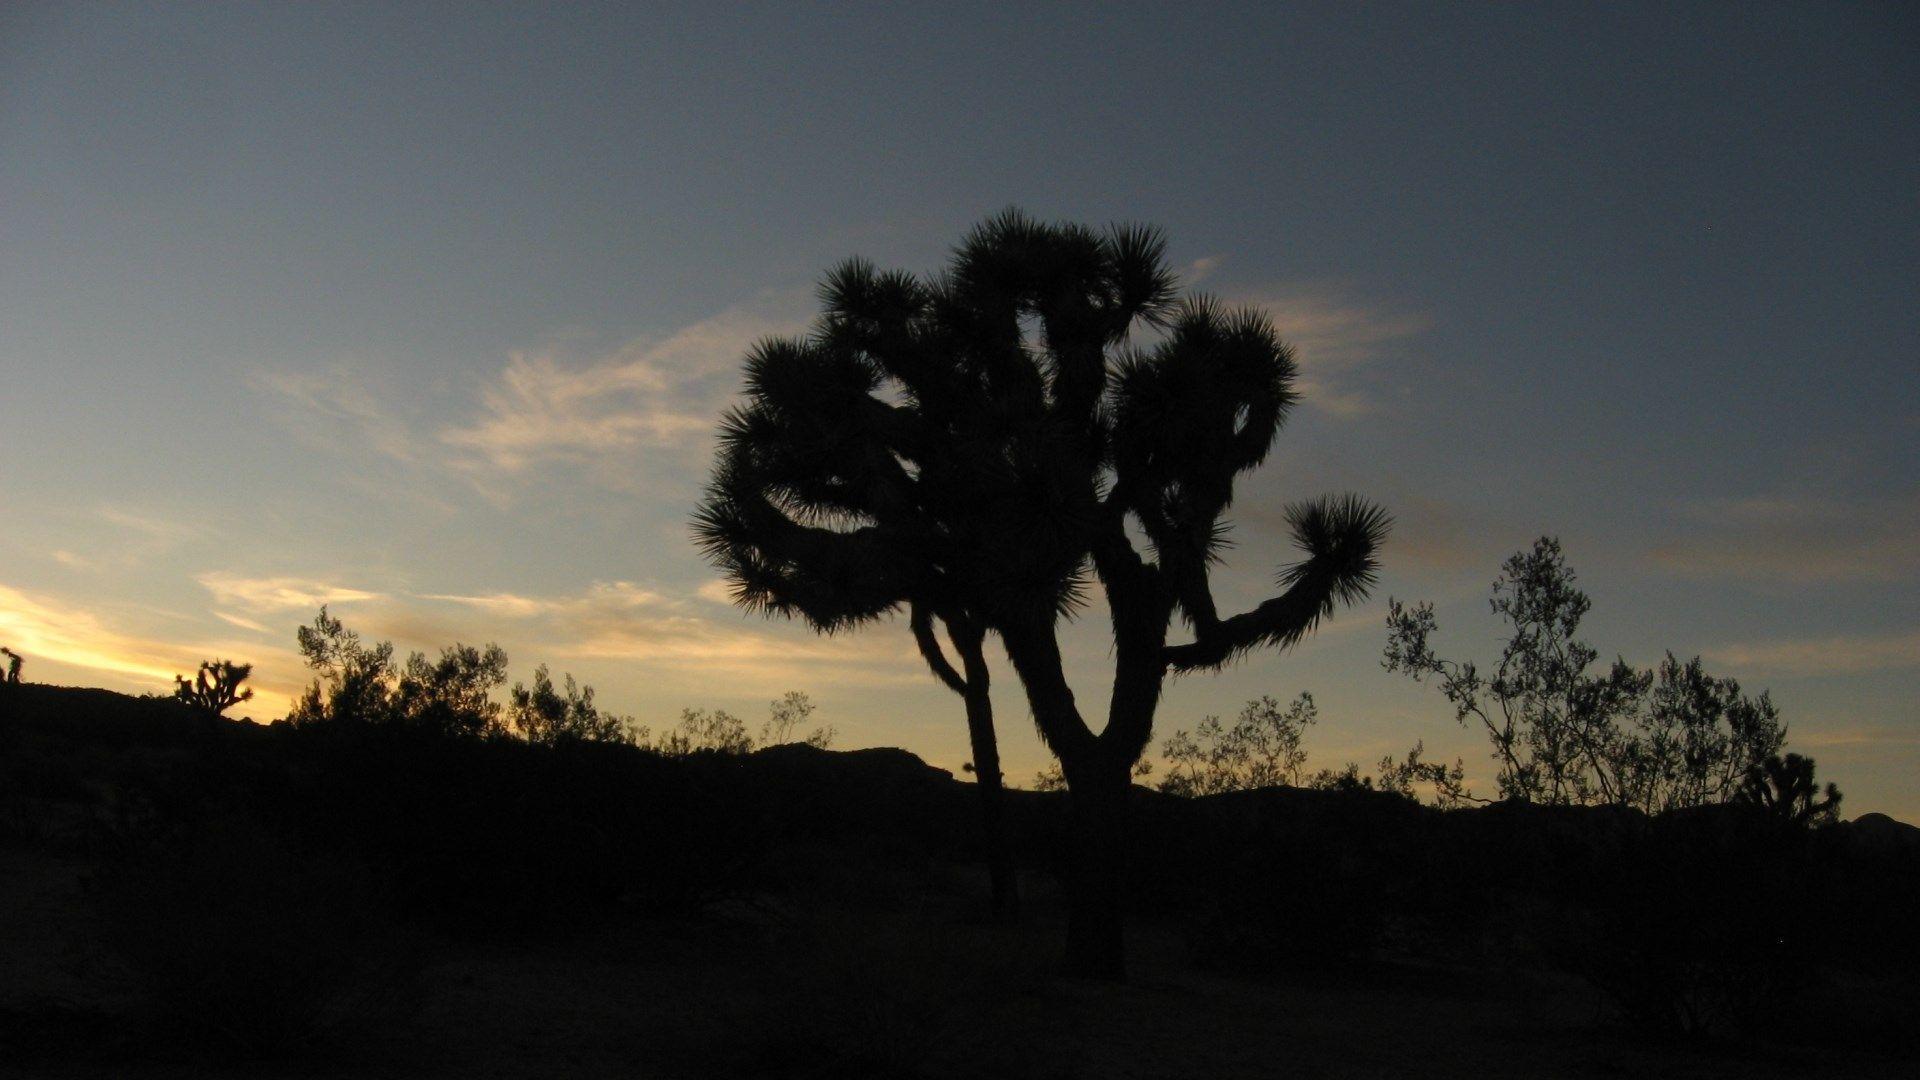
left=695, top=211, right=1389, bottom=666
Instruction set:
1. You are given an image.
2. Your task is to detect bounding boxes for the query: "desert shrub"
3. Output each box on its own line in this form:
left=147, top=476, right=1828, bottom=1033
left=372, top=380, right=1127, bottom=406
left=650, top=693, right=835, bottom=757
left=508, top=663, right=639, bottom=746
left=285, top=607, right=508, bottom=739
left=1386, top=538, right=1791, bottom=811
left=1170, top=789, right=1423, bottom=973
left=759, top=690, right=836, bottom=749
left=89, top=817, right=418, bottom=1058
left=252, top=730, right=774, bottom=935
left=1549, top=807, right=1830, bottom=1038
left=653, top=706, right=754, bottom=756
left=1159, top=693, right=1317, bottom=797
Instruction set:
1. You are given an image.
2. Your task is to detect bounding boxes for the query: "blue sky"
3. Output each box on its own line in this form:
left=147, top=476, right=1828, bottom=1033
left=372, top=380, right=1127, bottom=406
left=2, top=3, right=1915, bottom=815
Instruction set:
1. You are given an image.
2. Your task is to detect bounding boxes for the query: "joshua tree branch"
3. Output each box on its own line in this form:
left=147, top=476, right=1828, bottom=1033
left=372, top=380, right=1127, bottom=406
left=998, top=609, right=1097, bottom=764
left=1162, top=570, right=1339, bottom=673
left=910, top=600, right=968, bottom=695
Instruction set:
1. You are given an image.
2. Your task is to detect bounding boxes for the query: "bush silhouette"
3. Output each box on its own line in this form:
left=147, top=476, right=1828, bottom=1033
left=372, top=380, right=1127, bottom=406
left=507, top=663, right=637, bottom=746
left=1158, top=693, right=1319, bottom=797
left=1386, top=538, right=1789, bottom=811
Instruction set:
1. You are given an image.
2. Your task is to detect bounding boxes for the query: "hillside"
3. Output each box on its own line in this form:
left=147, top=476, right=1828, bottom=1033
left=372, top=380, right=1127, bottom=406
left=2, top=682, right=1916, bottom=1078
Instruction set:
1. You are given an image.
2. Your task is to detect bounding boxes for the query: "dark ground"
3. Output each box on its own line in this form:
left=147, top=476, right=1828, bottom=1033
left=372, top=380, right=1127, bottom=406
left=1, top=683, right=1915, bottom=1079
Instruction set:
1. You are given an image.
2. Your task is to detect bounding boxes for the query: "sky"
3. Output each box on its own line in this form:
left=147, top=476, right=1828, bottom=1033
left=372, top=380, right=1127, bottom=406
left=2, top=3, right=1915, bottom=817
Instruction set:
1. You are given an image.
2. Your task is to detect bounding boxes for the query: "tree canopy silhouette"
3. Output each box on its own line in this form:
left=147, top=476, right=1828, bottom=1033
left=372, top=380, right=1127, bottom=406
left=694, top=210, right=1389, bottom=977
left=1385, top=537, right=1797, bottom=813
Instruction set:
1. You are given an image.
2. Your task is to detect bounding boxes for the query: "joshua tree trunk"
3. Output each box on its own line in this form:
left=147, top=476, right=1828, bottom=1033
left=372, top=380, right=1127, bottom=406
left=1061, top=756, right=1132, bottom=979
left=914, top=604, right=1020, bottom=922
left=953, top=624, right=1020, bottom=922
left=999, top=608, right=1151, bottom=980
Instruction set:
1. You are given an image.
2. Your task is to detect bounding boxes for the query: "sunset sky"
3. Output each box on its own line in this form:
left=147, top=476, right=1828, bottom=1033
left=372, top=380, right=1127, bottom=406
left=2, top=4, right=1914, bottom=816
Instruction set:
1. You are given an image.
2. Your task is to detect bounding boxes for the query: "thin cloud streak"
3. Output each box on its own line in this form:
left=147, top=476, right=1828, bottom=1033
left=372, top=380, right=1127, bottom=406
left=1706, top=630, right=1920, bottom=678
left=1219, top=285, right=1428, bottom=417
left=198, top=572, right=384, bottom=613
left=441, top=296, right=809, bottom=474
left=1652, top=493, right=1920, bottom=585
left=417, top=581, right=924, bottom=688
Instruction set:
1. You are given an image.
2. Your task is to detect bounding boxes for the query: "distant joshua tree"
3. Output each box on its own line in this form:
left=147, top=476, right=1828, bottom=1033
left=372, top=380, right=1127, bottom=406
left=1736, top=752, right=1842, bottom=827
left=695, top=211, right=1389, bottom=977
left=174, top=659, right=254, bottom=716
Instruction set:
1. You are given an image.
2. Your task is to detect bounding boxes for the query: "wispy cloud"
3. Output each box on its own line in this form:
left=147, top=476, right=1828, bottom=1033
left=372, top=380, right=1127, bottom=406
left=1706, top=629, right=1920, bottom=678
left=212, top=611, right=272, bottom=634
left=0, top=583, right=303, bottom=718
left=1183, top=254, right=1224, bottom=284
left=248, top=361, right=430, bottom=468
left=1651, top=493, right=1920, bottom=584
left=441, top=296, right=809, bottom=475
left=416, top=580, right=922, bottom=689
left=44, top=505, right=202, bottom=571
left=197, top=571, right=383, bottom=613
left=1219, top=285, right=1427, bottom=416
left=1791, top=725, right=1920, bottom=750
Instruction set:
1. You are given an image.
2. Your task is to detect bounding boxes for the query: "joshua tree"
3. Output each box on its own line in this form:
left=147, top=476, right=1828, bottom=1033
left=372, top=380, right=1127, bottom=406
left=174, top=659, right=254, bottom=716
left=695, top=212, right=1388, bottom=977
left=1736, top=752, right=1842, bottom=827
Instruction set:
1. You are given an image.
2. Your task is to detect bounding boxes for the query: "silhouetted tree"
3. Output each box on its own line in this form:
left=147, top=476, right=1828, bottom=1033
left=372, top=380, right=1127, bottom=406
left=1149, top=691, right=1468, bottom=803
left=173, top=659, right=254, bottom=716
left=1385, top=538, right=1787, bottom=811
left=287, top=607, right=507, bottom=739
left=654, top=706, right=754, bottom=757
left=1159, top=694, right=1318, bottom=797
left=394, top=643, right=509, bottom=739
left=508, top=664, right=637, bottom=746
left=1736, top=752, right=1842, bottom=827
left=0, top=647, right=21, bottom=684
left=695, top=211, right=1388, bottom=977
left=288, top=607, right=396, bottom=729
left=759, top=690, right=835, bottom=748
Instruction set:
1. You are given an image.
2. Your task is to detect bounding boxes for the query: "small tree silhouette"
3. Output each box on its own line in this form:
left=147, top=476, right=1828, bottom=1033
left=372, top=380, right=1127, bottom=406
left=1159, top=694, right=1318, bottom=797
left=654, top=707, right=753, bottom=757
left=287, top=607, right=508, bottom=739
left=758, top=690, right=835, bottom=748
left=174, top=659, right=254, bottom=716
left=508, top=664, right=637, bottom=746
left=1385, top=538, right=1788, bottom=812
left=0, top=647, right=22, bottom=684
left=1736, top=752, right=1842, bottom=827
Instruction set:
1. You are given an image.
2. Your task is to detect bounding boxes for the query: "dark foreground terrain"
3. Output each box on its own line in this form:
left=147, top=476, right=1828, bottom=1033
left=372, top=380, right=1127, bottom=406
left=2, top=684, right=1916, bottom=1079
